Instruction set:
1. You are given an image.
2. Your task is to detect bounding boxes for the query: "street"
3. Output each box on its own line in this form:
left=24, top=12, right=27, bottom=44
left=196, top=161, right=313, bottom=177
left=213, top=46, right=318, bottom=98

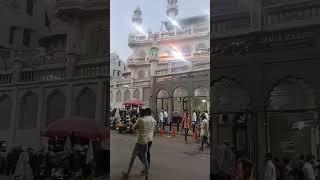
left=110, top=131, right=210, bottom=180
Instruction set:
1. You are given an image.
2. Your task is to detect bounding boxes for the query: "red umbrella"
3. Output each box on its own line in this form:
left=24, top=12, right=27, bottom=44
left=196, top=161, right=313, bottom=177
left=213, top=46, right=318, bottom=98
left=41, top=116, right=109, bottom=140
left=123, top=99, right=145, bottom=106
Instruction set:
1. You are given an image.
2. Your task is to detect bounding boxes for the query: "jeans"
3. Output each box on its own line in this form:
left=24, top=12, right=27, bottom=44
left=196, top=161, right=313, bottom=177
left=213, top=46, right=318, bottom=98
left=184, top=128, right=189, bottom=142
left=138, top=141, right=152, bottom=169
left=126, top=143, right=149, bottom=176
left=200, top=135, right=210, bottom=150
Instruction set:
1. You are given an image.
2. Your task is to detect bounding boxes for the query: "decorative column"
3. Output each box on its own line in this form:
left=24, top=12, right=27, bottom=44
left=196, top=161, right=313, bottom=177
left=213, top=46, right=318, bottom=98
left=112, top=87, right=117, bottom=108
left=36, top=86, right=44, bottom=148
left=149, top=34, right=159, bottom=113
left=139, top=87, right=143, bottom=100
left=95, top=80, right=104, bottom=122
left=8, top=90, right=18, bottom=150
left=65, top=84, right=73, bottom=116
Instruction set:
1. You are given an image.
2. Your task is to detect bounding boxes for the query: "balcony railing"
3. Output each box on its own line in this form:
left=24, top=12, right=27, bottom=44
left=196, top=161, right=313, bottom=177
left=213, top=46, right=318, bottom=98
left=20, top=67, right=66, bottom=82
left=0, top=73, right=12, bottom=85
left=74, top=62, right=108, bottom=77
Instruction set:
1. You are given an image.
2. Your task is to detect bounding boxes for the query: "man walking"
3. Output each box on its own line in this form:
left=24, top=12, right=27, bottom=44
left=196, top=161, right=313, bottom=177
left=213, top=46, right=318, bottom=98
left=199, top=114, right=210, bottom=151
left=303, top=154, right=316, bottom=180
left=192, top=110, right=197, bottom=133
left=264, top=153, right=277, bottom=180
left=158, top=110, right=164, bottom=131
left=138, top=108, right=157, bottom=175
left=122, top=108, right=156, bottom=180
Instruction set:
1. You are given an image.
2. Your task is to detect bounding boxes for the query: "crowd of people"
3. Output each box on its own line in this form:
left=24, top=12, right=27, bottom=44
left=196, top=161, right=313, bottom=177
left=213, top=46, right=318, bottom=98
left=211, top=143, right=320, bottom=180
left=0, top=136, right=109, bottom=180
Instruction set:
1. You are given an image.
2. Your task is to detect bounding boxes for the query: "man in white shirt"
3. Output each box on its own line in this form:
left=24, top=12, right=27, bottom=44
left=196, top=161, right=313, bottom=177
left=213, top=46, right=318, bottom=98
left=192, top=110, right=197, bottom=133
left=303, top=154, right=316, bottom=180
left=204, top=110, right=209, bottom=121
left=199, top=114, right=209, bottom=151
left=158, top=110, right=164, bottom=130
left=138, top=108, right=157, bottom=175
left=163, top=109, right=168, bottom=123
left=122, top=108, right=156, bottom=180
left=264, top=153, right=276, bottom=180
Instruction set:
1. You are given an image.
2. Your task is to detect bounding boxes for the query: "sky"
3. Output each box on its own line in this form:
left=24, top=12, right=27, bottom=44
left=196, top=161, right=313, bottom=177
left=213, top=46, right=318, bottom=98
left=110, top=0, right=210, bottom=62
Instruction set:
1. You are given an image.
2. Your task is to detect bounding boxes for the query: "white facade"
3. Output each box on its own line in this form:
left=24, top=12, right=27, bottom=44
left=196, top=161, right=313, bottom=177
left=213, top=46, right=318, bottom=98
left=110, top=52, right=126, bottom=78
left=110, top=0, right=210, bottom=112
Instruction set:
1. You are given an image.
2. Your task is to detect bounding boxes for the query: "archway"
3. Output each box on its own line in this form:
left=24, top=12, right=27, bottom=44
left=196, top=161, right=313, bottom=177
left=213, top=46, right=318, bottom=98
left=157, top=89, right=169, bottom=114
left=47, top=90, right=66, bottom=126
left=75, top=88, right=96, bottom=118
left=212, top=77, right=251, bottom=152
left=172, top=86, right=189, bottom=113
left=124, top=90, right=130, bottom=102
left=193, top=86, right=209, bottom=112
left=0, top=95, right=12, bottom=130
left=19, top=92, right=38, bottom=129
left=266, top=77, right=319, bottom=158
left=134, top=89, right=140, bottom=99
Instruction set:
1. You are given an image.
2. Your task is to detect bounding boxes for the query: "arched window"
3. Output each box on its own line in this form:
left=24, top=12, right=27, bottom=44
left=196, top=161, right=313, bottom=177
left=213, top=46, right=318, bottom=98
left=116, top=91, right=122, bottom=103
left=89, top=27, right=107, bottom=57
left=47, top=90, right=66, bottom=125
left=75, top=88, right=96, bottom=118
left=26, top=0, right=34, bottom=16
left=0, top=95, right=12, bottom=130
left=137, top=70, right=145, bottom=80
left=124, top=90, right=130, bottom=101
left=19, top=92, right=38, bottom=129
left=134, top=89, right=140, bottom=99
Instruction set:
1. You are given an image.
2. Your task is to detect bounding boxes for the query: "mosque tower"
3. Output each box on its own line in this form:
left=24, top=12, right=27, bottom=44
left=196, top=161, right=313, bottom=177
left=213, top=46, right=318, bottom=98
left=166, top=0, right=178, bottom=18
left=132, top=6, right=143, bottom=25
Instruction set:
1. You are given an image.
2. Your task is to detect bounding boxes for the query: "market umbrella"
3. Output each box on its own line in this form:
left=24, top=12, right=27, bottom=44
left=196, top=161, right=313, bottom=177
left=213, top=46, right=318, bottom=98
left=86, top=140, right=94, bottom=164
left=41, top=116, right=109, bottom=140
left=14, top=151, right=34, bottom=180
left=64, top=136, right=72, bottom=154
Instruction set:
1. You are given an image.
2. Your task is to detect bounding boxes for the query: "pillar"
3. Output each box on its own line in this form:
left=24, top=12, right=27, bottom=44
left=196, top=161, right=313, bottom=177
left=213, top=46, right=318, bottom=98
left=95, top=80, right=104, bottom=121
left=139, top=87, right=143, bottom=100
left=65, top=84, right=73, bottom=116
left=112, top=88, right=117, bottom=108
left=36, top=86, right=44, bottom=148
left=256, top=111, right=267, bottom=180
left=8, top=90, right=18, bottom=150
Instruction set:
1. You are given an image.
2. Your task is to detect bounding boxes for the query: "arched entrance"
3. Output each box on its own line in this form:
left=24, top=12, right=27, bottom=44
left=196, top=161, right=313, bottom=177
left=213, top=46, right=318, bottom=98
left=193, top=86, right=209, bottom=112
left=157, top=89, right=169, bottom=114
left=173, top=86, right=189, bottom=113
left=212, top=77, right=251, bottom=152
left=266, top=77, right=319, bottom=158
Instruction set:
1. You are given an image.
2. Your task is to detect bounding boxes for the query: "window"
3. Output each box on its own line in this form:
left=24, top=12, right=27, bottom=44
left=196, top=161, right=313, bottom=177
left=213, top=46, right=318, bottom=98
left=118, top=61, right=121, bottom=66
left=26, top=0, right=34, bottom=16
left=23, top=29, right=32, bottom=47
left=45, top=11, right=50, bottom=27
left=117, top=71, right=120, bottom=76
left=113, top=70, right=116, bottom=76
left=124, top=66, right=126, bottom=70
left=9, top=27, right=17, bottom=44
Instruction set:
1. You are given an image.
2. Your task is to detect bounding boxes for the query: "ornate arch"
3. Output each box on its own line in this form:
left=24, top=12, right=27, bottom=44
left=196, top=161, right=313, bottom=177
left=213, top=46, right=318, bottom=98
left=0, top=94, right=12, bottom=130
left=157, top=89, right=169, bottom=98
left=116, top=91, right=122, bottom=103
left=194, top=85, right=209, bottom=97
left=124, top=90, right=130, bottom=101
left=46, top=90, right=66, bottom=125
left=173, top=86, right=189, bottom=97
left=266, top=76, right=317, bottom=110
left=137, top=69, right=145, bottom=80
left=87, top=24, right=108, bottom=58
left=134, top=89, right=140, bottom=99
left=212, top=76, right=250, bottom=112
left=19, top=91, right=38, bottom=129
left=75, top=87, right=96, bottom=118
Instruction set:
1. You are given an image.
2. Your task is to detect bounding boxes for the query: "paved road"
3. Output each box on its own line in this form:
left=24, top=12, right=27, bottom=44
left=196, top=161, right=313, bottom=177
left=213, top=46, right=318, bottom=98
left=110, top=131, right=210, bottom=180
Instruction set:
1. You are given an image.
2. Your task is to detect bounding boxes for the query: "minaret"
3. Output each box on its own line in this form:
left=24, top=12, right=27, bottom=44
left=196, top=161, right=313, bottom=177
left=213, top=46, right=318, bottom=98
left=166, top=0, right=178, bottom=18
left=132, top=6, right=142, bottom=25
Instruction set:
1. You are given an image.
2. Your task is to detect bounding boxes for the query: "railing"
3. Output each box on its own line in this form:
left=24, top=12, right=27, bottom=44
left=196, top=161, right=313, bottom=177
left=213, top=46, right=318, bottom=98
left=73, top=62, right=108, bottom=77
left=171, top=65, right=188, bottom=73
left=20, top=68, right=66, bottom=82
left=0, top=73, right=12, bottom=85
left=56, top=0, right=107, bottom=10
